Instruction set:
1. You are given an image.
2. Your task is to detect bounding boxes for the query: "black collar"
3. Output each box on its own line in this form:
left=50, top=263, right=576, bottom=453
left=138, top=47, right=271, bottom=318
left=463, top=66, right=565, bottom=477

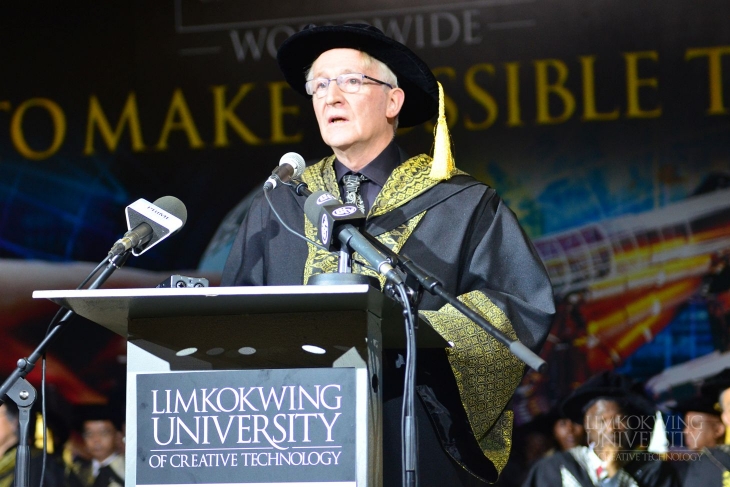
left=334, top=140, right=403, bottom=187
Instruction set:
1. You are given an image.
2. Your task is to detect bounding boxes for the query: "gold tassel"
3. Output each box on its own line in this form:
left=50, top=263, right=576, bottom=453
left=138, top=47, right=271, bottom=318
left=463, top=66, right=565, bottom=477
left=429, top=81, right=456, bottom=181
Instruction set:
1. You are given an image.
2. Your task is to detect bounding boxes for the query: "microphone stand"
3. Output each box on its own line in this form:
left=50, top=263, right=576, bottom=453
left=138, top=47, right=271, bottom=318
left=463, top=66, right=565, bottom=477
left=290, top=180, right=421, bottom=485
left=364, top=235, right=546, bottom=372
left=0, top=251, right=131, bottom=487
left=289, top=180, right=545, bottom=487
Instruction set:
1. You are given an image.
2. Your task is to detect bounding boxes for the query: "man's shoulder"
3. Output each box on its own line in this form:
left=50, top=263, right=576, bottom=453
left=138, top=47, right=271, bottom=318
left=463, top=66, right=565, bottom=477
left=532, top=448, right=580, bottom=470
left=695, top=445, right=730, bottom=468
left=681, top=447, right=730, bottom=486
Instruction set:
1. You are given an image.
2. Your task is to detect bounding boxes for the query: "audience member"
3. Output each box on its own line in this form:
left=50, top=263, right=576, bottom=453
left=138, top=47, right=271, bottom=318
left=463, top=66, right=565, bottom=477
left=0, top=400, right=79, bottom=487
left=672, top=396, right=724, bottom=451
left=681, top=369, right=730, bottom=485
left=522, top=371, right=679, bottom=487
left=71, top=406, right=124, bottom=487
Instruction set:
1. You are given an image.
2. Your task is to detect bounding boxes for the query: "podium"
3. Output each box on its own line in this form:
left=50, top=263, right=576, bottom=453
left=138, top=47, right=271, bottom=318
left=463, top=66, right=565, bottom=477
left=34, top=284, right=447, bottom=487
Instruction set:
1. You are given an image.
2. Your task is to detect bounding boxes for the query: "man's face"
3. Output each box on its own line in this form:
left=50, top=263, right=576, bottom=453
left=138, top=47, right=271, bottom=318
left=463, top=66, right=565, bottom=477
left=553, top=418, right=586, bottom=451
left=683, top=411, right=725, bottom=451
left=0, top=405, right=18, bottom=450
left=83, top=420, right=119, bottom=462
left=309, top=48, right=402, bottom=162
left=584, top=399, right=626, bottom=450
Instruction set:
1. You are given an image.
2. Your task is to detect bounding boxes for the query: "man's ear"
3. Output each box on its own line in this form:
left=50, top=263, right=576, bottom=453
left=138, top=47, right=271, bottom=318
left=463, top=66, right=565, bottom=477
left=723, top=410, right=730, bottom=432
left=715, top=420, right=727, bottom=443
left=386, top=87, right=405, bottom=119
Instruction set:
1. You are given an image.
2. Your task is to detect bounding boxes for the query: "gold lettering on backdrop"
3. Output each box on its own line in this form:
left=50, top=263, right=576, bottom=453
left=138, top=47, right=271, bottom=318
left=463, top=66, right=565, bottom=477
left=423, top=66, right=458, bottom=133
left=534, top=59, right=576, bottom=125
left=268, top=81, right=302, bottom=144
left=464, top=63, right=498, bottom=130
left=3, top=45, right=729, bottom=161
left=84, top=93, right=146, bottom=155
left=624, top=51, right=662, bottom=118
left=211, top=84, right=264, bottom=147
left=155, top=89, right=205, bottom=150
left=685, top=46, right=730, bottom=115
left=580, top=56, right=620, bottom=121
left=504, top=62, right=523, bottom=127
left=10, top=98, right=66, bottom=160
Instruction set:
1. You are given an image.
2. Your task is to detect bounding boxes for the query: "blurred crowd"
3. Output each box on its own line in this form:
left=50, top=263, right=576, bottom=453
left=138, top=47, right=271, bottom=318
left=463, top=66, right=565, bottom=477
left=0, top=399, right=124, bottom=487
left=3, top=367, right=730, bottom=486
left=496, top=368, right=730, bottom=487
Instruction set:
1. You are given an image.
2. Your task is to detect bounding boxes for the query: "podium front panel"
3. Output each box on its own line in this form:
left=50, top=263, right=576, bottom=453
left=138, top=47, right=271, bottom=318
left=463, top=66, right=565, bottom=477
left=134, top=369, right=357, bottom=486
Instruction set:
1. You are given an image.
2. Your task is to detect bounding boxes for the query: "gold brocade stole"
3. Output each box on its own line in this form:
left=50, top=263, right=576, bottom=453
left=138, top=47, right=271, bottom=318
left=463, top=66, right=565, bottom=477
left=300, top=153, right=450, bottom=286
left=301, top=154, right=518, bottom=475
left=421, top=293, right=523, bottom=474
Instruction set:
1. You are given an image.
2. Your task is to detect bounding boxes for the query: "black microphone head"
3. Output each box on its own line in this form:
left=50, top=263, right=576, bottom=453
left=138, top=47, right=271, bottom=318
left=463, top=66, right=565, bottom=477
left=304, top=190, right=339, bottom=225
left=279, top=152, right=306, bottom=178
left=123, top=196, right=187, bottom=256
left=153, top=195, right=188, bottom=228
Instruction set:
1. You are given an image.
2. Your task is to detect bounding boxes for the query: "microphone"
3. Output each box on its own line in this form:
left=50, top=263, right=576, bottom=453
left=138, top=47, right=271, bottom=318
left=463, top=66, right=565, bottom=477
left=304, top=191, right=403, bottom=284
left=109, top=196, right=187, bottom=256
left=263, top=152, right=306, bottom=191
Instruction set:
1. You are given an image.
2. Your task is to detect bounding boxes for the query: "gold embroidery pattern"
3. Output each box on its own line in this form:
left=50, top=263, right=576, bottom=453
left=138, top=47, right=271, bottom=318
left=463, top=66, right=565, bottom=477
left=352, top=211, right=426, bottom=288
left=301, top=156, right=340, bottom=284
left=421, top=290, right=523, bottom=473
left=302, top=208, right=426, bottom=286
left=299, top=155, right=514, bottom=471
left=302, top=154, right=340, bottom=197
left=300, top=155, right=431, bottom=285
left=369, top=154, right=466, bottom=217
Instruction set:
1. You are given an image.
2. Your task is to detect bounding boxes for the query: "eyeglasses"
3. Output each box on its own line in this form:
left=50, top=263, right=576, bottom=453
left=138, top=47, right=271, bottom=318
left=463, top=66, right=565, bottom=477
left=305, top=73, right=393, bottom=98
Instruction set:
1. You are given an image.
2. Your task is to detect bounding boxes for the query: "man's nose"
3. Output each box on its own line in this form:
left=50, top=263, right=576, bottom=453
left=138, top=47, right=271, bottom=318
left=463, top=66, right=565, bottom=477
left=324, top=80, right=343, bottom=103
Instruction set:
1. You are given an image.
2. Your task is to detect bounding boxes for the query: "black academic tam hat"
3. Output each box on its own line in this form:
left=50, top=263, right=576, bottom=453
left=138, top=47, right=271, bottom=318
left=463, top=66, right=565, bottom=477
left=560, top=370, right=657, bottom=425
left=700, top=367, right=730, bottom=401
left=672, top=395, right=721, bottom=417
left=73, top=404, right=124, bottom=432
left=276, top=23, right=439, bottom=128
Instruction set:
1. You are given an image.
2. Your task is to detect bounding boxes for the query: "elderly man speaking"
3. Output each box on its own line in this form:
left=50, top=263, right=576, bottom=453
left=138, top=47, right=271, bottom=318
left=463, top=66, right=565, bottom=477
left=222, top=23, right=555, bottom=486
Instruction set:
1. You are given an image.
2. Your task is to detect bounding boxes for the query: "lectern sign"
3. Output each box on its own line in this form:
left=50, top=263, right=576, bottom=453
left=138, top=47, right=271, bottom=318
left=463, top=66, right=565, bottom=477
left=136, top=368, right=357, bottom=486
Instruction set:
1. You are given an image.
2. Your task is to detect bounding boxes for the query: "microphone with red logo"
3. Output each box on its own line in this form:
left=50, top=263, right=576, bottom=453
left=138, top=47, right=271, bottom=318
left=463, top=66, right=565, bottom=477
left=303, top=190, right=403, bottom=284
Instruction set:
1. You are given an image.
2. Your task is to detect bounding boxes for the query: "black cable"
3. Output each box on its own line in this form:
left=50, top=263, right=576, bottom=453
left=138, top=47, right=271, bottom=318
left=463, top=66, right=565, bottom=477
left=44, top=256, right=108, bottom=337
left=396, top=281, right=418, bottom=487
left=36, top=254, right=109, bottom=486
left=77, top=257, right=110, bottom=289
left=36, top=253, right=123, bottom=486
left=39, top=360, right=47, bottom=487
left=264, top=189, right=331, bottom=253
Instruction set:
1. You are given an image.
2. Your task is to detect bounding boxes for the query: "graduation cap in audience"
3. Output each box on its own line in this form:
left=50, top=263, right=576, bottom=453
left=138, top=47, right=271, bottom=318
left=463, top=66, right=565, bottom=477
left=560, top=370, right=656, bottom=425
left=73, top=404, right=124, bottom=432
left=700, top=367, right=730, bottom=404
left=671, top=395, right=722, bottom=416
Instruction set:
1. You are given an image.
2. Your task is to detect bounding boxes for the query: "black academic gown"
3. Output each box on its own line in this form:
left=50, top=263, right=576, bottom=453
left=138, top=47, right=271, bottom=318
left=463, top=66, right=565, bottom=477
left=522, top=449, right=680, bottom=487
left=0, top=446, right=79, bottom=487
left=682, top=446, right=730, bottom=487
left=222, top=153, right=556, bottom=485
